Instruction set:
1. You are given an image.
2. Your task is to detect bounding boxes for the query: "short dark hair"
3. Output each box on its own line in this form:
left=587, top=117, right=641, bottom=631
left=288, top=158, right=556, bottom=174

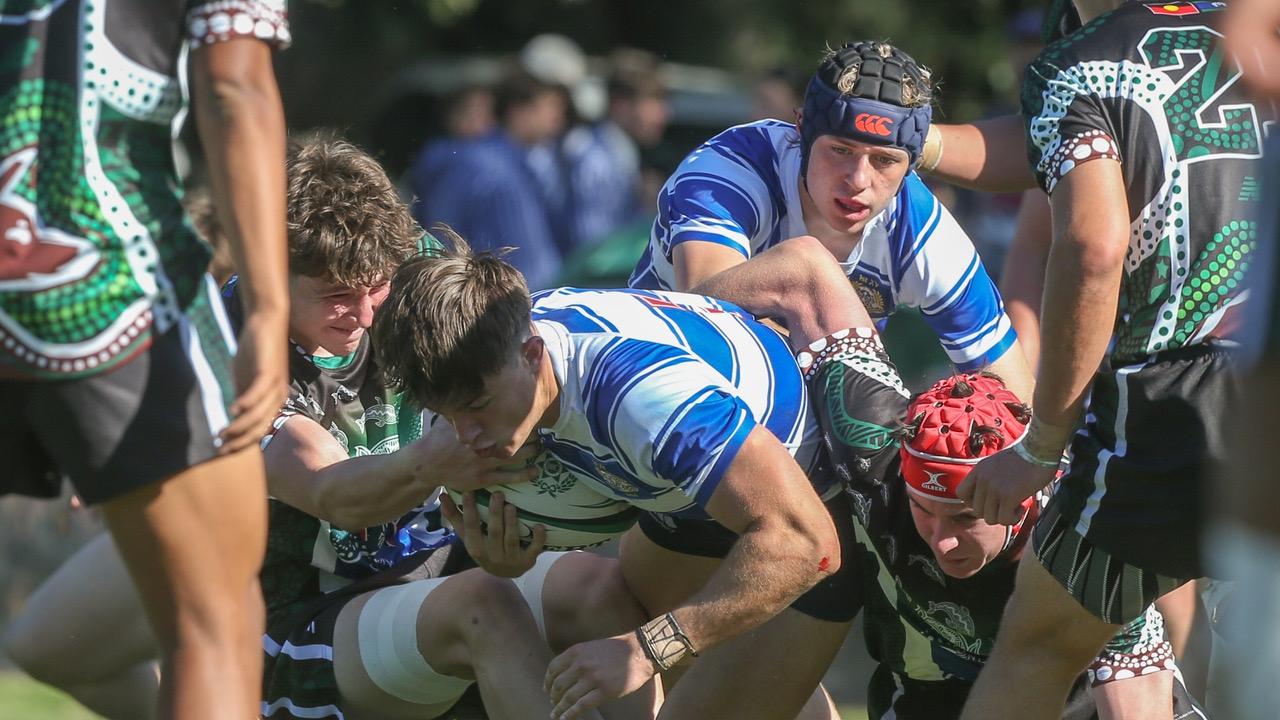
left=607, top=48, right=665, bottom=101
left=493, top=70, right=560, bottom=121
left=373, top=227, right=531, bottom=410
left=286, top=134, right=421, bottom=287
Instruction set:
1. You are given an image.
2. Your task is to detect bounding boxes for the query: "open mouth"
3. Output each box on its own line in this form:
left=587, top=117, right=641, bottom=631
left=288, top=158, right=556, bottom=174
left=834, top=197, right=870, bottom=221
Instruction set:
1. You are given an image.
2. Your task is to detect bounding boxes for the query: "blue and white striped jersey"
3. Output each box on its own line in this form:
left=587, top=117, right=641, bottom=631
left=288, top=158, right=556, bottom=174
left=533, top=287, right=823, bottom=518
left=629, top=120, right=1016, bottom=371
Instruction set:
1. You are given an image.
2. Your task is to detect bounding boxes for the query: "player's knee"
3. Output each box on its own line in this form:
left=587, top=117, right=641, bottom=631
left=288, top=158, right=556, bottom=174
left=449, top=573, right=537, bottom=650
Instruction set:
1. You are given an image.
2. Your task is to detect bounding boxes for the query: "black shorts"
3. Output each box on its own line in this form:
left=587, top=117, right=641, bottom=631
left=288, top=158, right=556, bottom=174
left=0, top=291, right=236, bottom=504
left=262, top=543, right=481, bottom=719
left=1038, top=341, right=1239, bottom=584
left=638, top=491, right=861, bottom=622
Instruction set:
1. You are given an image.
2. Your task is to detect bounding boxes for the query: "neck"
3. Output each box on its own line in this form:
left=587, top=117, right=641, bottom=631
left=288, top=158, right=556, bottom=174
left=534, top=344, right=561, bottom=429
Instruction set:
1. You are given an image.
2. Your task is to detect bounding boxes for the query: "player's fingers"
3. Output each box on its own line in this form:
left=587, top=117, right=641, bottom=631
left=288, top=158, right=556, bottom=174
left=544, top=650, right=576, bottom=697
left=511, top=440, right=540, bottom=466
left=558, top=688, right=608, bottom=720
left=503, top=501, right=523, bottom=558
left=551, top=680, right=598, bottom=720
left=439, top=495, right=463, bottom=529
left=955, top=473, right=976, bottom=503
left=461, top=492, right=487, bottom=559
left=485, top=492, right=507, bottom=558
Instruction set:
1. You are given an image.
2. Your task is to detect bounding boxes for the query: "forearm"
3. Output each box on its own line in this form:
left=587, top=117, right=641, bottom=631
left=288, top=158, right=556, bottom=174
left=1030, top=237, right=1123, bottom=454
left=306, top=452, right=435, bottom=530
left=692, top=236, right=869, bottom=349
left=191, top=41, right=288, bottom=319
left=984, top=341, right=1035, bottom=403
left=924, top=116, right=1037, bottom=193
left=668, top=517, right=835, bottom=653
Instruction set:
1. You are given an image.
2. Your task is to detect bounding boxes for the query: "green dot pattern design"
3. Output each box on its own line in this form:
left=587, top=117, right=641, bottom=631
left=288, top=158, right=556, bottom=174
left=0, top=78, right=146, bottom=346
left=1171, top=220, right=1254, bottom=346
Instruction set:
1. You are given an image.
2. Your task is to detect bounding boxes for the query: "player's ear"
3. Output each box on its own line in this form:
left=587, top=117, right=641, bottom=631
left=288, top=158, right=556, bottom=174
left=521, top=334, right=545, bottom=371
left=795, top=110, right=804, bottom=130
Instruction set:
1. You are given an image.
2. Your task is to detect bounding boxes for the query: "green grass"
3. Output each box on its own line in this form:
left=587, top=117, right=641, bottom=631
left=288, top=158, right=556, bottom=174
left=0, top=671, right=866, bottom=719
left=0, top=672, right=101, bottom=719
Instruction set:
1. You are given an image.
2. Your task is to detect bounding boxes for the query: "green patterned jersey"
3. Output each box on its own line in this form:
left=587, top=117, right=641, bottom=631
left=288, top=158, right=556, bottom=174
left=1021, top=0, right=1271, bottom=363
left=0, top=0, right=288, bottom=379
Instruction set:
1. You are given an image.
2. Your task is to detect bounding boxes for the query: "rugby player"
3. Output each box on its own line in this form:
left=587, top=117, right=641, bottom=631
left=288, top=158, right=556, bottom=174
left=629, top=40, right=1034, bottom=401
left=913, top=2, right=1273, bottom=717
left=0, top=3, right=290, bottom=718
left=374, top=233, right=852, bottom=720
left=697, top=233, right=1205, bottom=720
left=5, top=138, right=655, bottom=720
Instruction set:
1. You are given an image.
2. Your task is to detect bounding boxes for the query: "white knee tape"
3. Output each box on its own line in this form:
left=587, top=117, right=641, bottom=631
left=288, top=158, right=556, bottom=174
left=357, top=580, right=474, bottom=707
left=511, top=550, right=577, bottom=642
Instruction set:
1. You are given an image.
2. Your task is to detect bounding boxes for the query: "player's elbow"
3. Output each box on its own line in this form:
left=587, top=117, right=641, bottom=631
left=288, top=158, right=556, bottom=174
left=781, top=508, right=841, bottom=583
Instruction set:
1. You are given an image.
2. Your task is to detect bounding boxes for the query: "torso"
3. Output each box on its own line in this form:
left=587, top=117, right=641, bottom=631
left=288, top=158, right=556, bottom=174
left=1023, top=0, right=1273, bottom=363
left=0, top=0, right=288, bottom=379
left=534, top=286, right=821, bottom=517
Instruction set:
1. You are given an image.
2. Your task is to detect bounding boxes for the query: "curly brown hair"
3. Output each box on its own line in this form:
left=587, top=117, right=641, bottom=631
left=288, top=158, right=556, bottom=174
left=286, top=134, right=421, bottom=287
left=372, top=226, right=532, bottom=411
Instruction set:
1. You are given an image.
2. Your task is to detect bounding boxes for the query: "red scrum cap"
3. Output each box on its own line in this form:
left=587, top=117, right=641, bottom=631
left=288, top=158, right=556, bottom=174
left=900, top=373, right=1031, bottom=505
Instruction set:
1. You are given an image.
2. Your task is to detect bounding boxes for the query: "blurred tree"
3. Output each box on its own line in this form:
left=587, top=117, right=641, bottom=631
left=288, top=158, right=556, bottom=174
left=280, top=0, right=1046, bottom=143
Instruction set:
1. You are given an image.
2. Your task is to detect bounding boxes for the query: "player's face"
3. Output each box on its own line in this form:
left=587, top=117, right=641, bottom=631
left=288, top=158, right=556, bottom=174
left=907, top=494, right=1009, bottom=579
left=288, top=275, right=391, bottom=356
left=442, top=339, right=549, bottom=461
left=804, top=136, right=911, bottom=239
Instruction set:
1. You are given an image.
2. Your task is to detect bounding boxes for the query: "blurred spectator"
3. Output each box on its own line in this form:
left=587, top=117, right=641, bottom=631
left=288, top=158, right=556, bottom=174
left=750, top=67, right=803, bottom=122
left=445, top=84, right=497, bottom=140
left=409, top=70, right=567, bottom=289
left=560, top=48, right=670, bottom=254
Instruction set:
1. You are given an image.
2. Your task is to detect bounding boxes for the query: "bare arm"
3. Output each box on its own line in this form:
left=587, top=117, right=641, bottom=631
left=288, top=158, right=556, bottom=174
left=1030, top=159, right=1129, bottom=448
left=692, top=235, right=869, bottom=348
left=191, top=38, right=289, bottom=452
left=1000, top=189, right=1054, bottom=372
left=924, top=115, right=1038, bottom=193
left=264, top=416, right=537, bottom=531
left=673, top=240, right=751, bottom=291
left=667, top=427, right=839, bottom=649
left=544, top=427, right=839, bottom=718
left=957, top=160, right=1129, bottom=524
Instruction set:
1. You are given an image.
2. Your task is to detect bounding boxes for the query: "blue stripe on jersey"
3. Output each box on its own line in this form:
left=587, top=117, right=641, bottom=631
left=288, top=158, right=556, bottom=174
left=898, top=191, right=943, bottom=277
left=666, top=172, right=761, bottom=247
left=651, top=389, right=756, bottom=507
left=705, top=124, right=789, bottom=212
left=922, top=254, right=980, bottom=314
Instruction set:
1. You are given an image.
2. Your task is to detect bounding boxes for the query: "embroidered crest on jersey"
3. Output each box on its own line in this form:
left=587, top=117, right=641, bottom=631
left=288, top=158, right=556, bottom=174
left=532, top=455, right=578, bottom=498
left=850, top=273, right=889, bottom=317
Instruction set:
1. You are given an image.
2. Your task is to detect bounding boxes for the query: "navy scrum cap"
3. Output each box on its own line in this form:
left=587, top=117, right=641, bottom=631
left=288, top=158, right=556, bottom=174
left=800, top=41, right=933, bottom=177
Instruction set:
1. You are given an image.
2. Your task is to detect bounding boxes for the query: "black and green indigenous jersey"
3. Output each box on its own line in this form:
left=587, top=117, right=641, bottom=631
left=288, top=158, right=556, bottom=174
left=813, top=344, right=1166, bottom=718
left=1021, top=0, right=1273, bottom=364
left=222, top=279, right=450, bottom=627
left=0, top=1, right=288, bottom=379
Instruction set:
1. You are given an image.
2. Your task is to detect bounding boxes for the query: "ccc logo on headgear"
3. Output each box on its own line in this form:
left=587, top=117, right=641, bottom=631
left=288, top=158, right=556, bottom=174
left=855, top=113, right=893, bottom=137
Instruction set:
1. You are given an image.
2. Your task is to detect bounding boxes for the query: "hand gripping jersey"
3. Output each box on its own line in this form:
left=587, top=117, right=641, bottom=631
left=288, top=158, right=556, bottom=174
left=0, top=1, right=289, bottom=379
left=533, top=287, right=822, bottom=518
left=628, top=120, right=1016, bottom=371
left=1022, top=0, right=1273, bottom=363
